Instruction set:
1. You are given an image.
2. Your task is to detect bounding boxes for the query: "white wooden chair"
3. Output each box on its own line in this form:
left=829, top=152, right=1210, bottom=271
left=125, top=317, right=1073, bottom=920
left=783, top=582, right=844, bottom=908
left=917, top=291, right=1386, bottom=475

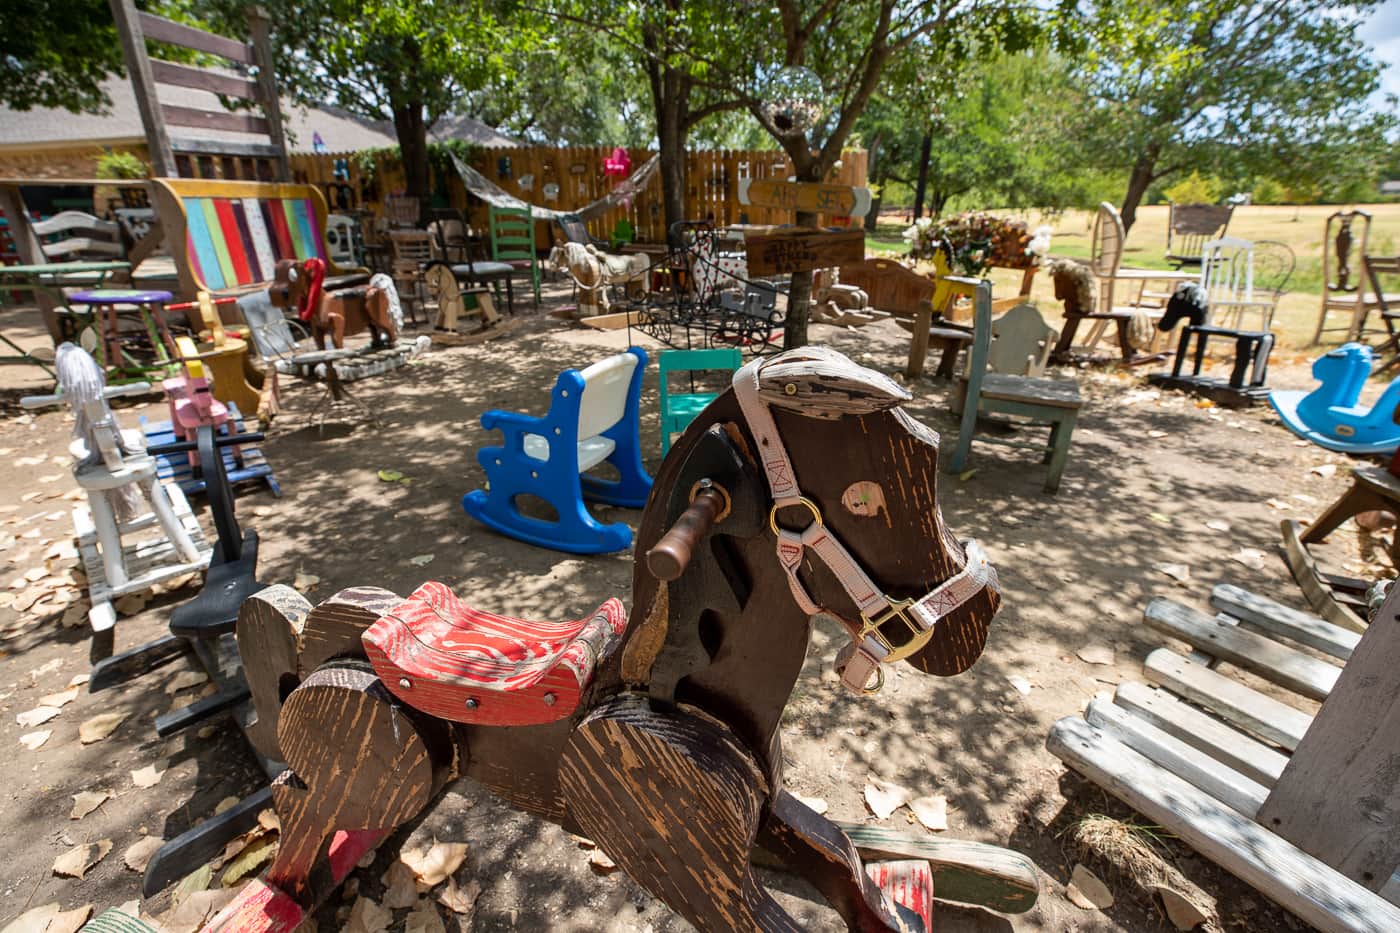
left=324, top=213, right=358, bottom=267
left=22, top=344, right=209, bottom=635
left=1198, top=236, right=1286, bottom=332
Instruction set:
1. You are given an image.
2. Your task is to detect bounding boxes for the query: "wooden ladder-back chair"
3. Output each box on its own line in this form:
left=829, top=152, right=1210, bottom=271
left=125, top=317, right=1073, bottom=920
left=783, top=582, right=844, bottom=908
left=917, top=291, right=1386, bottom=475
left=427, top=208, right=472, bottom=264
left=385, top=195, right=421, bottom=229
left=946, top=283, right=1083, bottom=494
left=1314, top=210, right=1400, bottom=344
left=1165, top=202, right=1234, bottom=269
left=489, top=205, right=542, bottom=307
left=34, top=211, right=125, bottom=262
left=388, top=230, right=433, bottom=325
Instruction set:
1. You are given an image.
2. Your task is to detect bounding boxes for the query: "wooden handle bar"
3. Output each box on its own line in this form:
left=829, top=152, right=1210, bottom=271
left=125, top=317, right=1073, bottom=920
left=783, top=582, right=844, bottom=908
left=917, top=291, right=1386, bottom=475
left=647, top=484, right=728, bottom=581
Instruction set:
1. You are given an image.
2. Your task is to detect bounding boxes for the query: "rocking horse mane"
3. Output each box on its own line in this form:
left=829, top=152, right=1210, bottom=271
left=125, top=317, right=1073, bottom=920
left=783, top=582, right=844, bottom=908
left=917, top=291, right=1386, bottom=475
left=1048, top=259, right=1095, bottom=316
left=369, top=272, right=404, bottom=332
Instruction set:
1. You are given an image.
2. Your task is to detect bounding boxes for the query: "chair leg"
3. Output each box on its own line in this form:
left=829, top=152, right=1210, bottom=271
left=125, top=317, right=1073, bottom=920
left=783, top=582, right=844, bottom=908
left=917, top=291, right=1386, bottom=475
left=1043, top=412, right=1077, bottom=494
left=88, top=490, right=128, bottom=589
left=1300, top=482, right=1389, bottom=545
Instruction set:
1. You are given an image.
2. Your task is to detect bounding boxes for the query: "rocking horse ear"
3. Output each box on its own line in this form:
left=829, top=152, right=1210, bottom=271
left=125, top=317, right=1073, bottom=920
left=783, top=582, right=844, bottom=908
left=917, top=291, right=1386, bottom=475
left=755, top=347, right=911, bottom=420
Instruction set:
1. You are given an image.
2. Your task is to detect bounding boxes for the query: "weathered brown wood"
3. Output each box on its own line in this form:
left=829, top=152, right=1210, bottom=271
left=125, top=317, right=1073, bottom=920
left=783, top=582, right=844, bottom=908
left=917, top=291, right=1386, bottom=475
left=1282, top=519, right=1369, bottom=633
left=296, top=586, right=399, bottom=676
left=235, top=585, right=313, bottom=761
left=647, top=485, right=728, bottom=581
left=162, top=104, right=270, bottom=135
left=745, top=230, right=866, bottom=276
left=137, top=11, right=254, bottom=63
left=110, top=0, right=175, bottom=176
left=149, top=59, right=258, bottom=99
left=741, top=179, right=870, bottom=217
left=247, top=7, right=292, bottom=181
left=1258, top=583, right=1400, bottom=891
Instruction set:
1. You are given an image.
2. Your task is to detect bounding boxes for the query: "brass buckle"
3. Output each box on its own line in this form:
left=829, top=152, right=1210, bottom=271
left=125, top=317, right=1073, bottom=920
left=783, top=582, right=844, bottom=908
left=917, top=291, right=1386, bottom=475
left=769, top=496, right=823, bottom=536
left=859, top=597, right=933, bottom=663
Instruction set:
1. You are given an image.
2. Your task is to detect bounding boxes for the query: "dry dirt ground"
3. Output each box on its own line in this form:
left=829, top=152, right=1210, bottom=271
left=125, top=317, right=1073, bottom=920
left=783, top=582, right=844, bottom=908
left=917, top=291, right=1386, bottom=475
left=0, top=283, right=1391, bottom=932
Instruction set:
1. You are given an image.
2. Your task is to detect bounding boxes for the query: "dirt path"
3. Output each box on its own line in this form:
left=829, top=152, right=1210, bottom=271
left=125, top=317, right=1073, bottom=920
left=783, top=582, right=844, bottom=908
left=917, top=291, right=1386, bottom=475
left=0, top=291, right=1388, bottom=932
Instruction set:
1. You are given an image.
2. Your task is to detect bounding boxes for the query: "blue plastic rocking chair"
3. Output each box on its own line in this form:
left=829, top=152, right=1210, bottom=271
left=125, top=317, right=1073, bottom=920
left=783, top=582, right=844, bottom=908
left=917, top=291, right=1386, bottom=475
left=1270, top=343, right=1400, bottom=454
left=463, top=347, right=653, bottom=554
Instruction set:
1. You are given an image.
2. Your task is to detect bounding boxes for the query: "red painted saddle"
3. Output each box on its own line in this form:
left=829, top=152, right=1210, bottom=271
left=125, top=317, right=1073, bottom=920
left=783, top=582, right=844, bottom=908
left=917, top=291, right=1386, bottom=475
left=364, top=581, right=627, bottom=726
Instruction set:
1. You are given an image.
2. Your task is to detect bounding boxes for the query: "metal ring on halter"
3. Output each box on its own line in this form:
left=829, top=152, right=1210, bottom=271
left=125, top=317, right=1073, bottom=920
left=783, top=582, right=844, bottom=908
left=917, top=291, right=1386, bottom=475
left=863, top=664, right=885, bottom=695
left=769, top=496, right=824, bottom=536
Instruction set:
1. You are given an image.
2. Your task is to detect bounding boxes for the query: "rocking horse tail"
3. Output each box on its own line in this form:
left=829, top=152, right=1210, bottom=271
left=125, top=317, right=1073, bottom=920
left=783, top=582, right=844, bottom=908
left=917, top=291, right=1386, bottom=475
left=559, top=696, right=804, bottom=933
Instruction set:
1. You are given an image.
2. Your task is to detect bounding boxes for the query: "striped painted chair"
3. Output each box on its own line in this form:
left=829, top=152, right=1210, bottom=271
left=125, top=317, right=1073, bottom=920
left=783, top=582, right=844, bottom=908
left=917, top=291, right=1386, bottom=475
left=151, top=179, right=369, bottom=303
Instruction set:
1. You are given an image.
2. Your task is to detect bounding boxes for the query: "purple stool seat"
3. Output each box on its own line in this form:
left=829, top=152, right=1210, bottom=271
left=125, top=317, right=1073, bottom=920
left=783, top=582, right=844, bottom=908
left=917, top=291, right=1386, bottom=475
left=68, top=289, right=174, bottom=306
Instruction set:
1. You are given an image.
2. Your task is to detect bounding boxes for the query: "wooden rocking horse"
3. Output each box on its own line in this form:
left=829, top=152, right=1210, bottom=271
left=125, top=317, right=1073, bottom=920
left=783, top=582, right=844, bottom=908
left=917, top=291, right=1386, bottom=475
left=268, top=258, right=400, bottom=351
left=209, top=347, right=1026, bottom=933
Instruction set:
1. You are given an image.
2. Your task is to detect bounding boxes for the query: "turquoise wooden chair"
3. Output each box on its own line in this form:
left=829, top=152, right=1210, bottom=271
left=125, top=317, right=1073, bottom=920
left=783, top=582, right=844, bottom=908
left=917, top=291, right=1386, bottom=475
left=488, top=205, right=542, bottom=307
left=658, top=347, right=742, bottom=455
left=947, top=280, right=1083, bottom=494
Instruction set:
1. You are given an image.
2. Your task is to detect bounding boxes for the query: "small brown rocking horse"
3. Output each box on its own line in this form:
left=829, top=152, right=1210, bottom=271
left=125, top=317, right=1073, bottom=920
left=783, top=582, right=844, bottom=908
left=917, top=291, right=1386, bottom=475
left=268, top=258, right=400, bottom=351
left=211, top=347, right=1025, bottom=932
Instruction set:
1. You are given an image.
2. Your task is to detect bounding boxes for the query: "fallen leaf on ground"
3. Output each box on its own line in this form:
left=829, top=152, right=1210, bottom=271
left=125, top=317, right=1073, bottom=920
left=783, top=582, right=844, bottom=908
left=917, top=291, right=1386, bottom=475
left=1008, top=675, right=1033, bottom=695
left=24, top=566, right=47, bottom=582
left=864, top=777, right=913, bottom=820
left=1310, top=463, right=1337, bottom=479
left=1154, top=562, right=1190, bottom=584
left=1077, top=644, right=1115, bottom=666
left=79, top=711, right=127, bottom=743
left=377, top=469, right=405, bottom=483
left=20, top=729, right=51, bottom=750
left=164, top=670, right=208, bottom=694
left=345, top=896, right=392, bottom=933
left=1147, top=430, right=1168, bottom=439
left=293, top=570, right=321, bottom=591
left=214, top=796, right=239, bottom=815
left=70, top=790, right=112, bottom=819
left=381, top=860, right=420, bottom=909
left=401, top=839, right=469, bottom=888
left=957, top=468, right=977, bottom=482
left=67, top=673, right=89, bottom=687
left=909, top=795, right=948, bottom=831
left=45, top=904, right=93, bottom=933
left=1265, top=498, right=1291, bottom=511
left=589, top=849, right=618, bottom=873
left=1154, top=884, right=1211, bottom=930
left=124, top=836, right=164, bottom=872
left=52, top=839, right=112, bottom=879
left=1205, top=520, right=1230, bottom=533
left=436, top=878, right=481, bottom=916
left=2, top=903, right=59, bottom=932
left=1148, top=511, right=1172, bottom=525
left=1231, top=548, right=1266, bottom=570
left=570, top=834, right=595, bottom=849
left=41, top=686, right=80, bottom=707
left=132, top=761, right=167, bottom=788
left=114, top=593, right=147, bottom=615
left=409, top=554, right=435, bottom=567
left=1066, top=863, right=1114, bottom=910
left=17, top=706, right=60, bottom=728
left=162, top=888, right=237, bottom=933
left=793, top=794, right=828, bottom=815
left=256, top=808, right=280, bottom=833
left=221, top=835, right=278, bottom=887
left=405, top=901, right=446, bottom=933
left=172, top=863, right=213, bottom=907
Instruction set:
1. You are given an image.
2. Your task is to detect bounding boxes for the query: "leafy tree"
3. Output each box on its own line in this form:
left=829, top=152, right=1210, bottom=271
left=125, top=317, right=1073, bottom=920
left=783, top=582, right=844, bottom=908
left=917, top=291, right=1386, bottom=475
left=0, top=0, right=151, bottom=113
left=1162, top=172, right=1220, bottom=206
left=1067, top=0, right=1396, bottom=232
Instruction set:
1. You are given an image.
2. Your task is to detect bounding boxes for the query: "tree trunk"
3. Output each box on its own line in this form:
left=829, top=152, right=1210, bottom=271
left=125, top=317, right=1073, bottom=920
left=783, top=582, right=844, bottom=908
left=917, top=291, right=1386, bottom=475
left=783, top=207, right=820, bottom=350
left=656, top=94, right=688, bottom=242
left=393, top=102, right=430, bottom=207
left=863, top=131, right=884, bottom=232
left=1120, top=152, right=1157, bottom=235
left=911, top=133, right=932, bottom=219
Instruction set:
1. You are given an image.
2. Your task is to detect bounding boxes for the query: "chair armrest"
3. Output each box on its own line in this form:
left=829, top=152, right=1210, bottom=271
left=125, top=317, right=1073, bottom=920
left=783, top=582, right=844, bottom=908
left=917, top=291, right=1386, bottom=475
left=480, top=408, right=545, bottom=434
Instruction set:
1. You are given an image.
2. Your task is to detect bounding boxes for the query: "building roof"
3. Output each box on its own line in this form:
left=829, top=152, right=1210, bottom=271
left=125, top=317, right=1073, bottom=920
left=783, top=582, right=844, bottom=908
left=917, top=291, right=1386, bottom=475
left=0, top=77, right=518, bottom=154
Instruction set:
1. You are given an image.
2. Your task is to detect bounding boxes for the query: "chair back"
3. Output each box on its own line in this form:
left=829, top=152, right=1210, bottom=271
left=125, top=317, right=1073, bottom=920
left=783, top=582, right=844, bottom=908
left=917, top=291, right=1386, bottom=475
left=428, top=210, right=471, bottom=263
left=389, top=230, right=434, bottom=266
left=33, top=211, right=124, bottom=261
left=557, top=213, right=592, bottom=245
left=1254, top=241, right=1296, bottom=298
left=325, top=214, right=358, bottom=266
left=237, top=290, right=298, bottom=361
left=1323, top=210, right=1373, bottom=295
left=1166, top=203, right=1234, bottom=265
left=385, top=195, right=421, bottom=229
left=659, top=348, right=742, bottom=409
left=987, top=303, right=1057, bottom=377
left=489, top=206, right=536, bottom=262
left=577, top=351, right=641, bottom=441
left=958, top=278, right=997, bottom=419
left=1200, top=236, right=1256, bottom=314
left=1090, top=202, right=1127, bottom=277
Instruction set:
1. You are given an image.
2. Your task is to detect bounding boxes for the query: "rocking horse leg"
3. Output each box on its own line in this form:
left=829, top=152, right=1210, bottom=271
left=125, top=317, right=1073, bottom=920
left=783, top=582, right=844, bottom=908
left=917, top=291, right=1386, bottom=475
left=559, top=696, right=803, bottom=933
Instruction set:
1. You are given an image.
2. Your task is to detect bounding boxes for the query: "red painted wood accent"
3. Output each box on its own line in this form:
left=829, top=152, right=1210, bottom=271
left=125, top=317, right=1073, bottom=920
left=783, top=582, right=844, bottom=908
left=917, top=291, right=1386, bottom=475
left=865, top=860, right=934, bottom=932
left=213, top=199, right=253, bottom=284
left=363, top=581, right=626, bottom=727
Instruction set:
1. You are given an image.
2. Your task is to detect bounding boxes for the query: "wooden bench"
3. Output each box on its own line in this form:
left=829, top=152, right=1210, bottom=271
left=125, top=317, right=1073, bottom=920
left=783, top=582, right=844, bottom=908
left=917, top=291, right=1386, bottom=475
left=150, top=178, right=368, bottom=306
left=1048, top=581, right=1400, bottom=932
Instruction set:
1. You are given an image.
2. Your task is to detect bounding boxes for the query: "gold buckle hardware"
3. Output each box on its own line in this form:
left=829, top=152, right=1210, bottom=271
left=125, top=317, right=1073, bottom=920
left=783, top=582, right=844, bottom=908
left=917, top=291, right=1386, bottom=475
left=769, top=496, right=824, bottom=536
left=859, top=597, right=933, bottom=663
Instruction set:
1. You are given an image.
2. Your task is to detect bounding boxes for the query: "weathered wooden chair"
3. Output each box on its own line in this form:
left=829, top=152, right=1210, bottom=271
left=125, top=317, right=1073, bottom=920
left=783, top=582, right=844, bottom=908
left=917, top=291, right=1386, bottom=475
left=21, top=344, right=209, bottom=648
left=488, top=205, right=542, bottom=307
left=947, top=282, right=1083, bottom=494
left=463, top=348, right=653, bottom=554
left=1049, top=580, right=1400, bottom=932
left=1314, top=210, right=1400, bottom=345
left=838, top=257, right=971, bottom=379
left=1164, top=201, right=1234, bottom=269
left=950, top=302, right=1058, bottom=414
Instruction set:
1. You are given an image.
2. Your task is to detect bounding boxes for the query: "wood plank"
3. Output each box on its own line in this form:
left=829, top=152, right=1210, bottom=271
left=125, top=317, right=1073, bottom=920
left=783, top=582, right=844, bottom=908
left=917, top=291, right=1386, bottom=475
left=1113, top=681, right=1288, bottom=787
left=1086, top=697, right=1269, bottom=817
left=1281, top=519, right=1368, bottom=632
left=1257, top=584, right=1400, bottom=892
left=162, top=105, right=269, bottom=135
left=739, top=179, right=872, bottom=217
left=979, top=373, right=1082, bottom=409
left=744, top=230, right=865, bottom=276
left=1144, top=648, right=1312, bottom=750
left=1047, top=716, right=1400, bottom=933
left=137, top=12, right=253, bottom=63
left=1145, top=597, right=1341, bottom=700
left=150, top=59, right=257, bottom=99
left=1211, top=583, right=1359, bottom=661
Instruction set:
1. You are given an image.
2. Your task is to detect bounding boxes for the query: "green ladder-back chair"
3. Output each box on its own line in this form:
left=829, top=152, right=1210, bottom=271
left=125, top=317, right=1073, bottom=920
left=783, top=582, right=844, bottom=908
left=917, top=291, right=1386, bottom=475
left=488, top=205, right=541, bottom=307
left=658, top=347, right=743, bottom=455
left=946, top=279, right=1083, bottom=494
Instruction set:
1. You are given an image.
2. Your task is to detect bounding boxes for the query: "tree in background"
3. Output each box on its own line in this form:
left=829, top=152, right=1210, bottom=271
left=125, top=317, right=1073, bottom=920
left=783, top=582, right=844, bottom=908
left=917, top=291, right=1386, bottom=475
left=1068, top=0, right=1395, bottom=233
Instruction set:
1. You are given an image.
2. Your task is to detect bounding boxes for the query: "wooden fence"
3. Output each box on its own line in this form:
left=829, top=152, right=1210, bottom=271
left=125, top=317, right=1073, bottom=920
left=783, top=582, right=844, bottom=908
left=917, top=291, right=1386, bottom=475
left=288, top=145, right=867, bottom=245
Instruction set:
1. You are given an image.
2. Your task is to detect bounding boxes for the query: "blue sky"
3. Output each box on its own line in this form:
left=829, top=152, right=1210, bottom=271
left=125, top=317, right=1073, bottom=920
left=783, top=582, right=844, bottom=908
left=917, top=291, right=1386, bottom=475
left=1364, top=0, right=1400, bottom=109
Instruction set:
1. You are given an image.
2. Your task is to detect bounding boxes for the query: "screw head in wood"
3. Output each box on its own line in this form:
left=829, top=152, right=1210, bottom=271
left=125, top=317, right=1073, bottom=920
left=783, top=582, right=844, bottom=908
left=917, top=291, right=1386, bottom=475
left=398, top=678, right=411, bottom=690
left=784, top=382, right=798, bottom=395
left=543, top=692, right=556, bottom=706
left=465, top=697, right=479, bottom=709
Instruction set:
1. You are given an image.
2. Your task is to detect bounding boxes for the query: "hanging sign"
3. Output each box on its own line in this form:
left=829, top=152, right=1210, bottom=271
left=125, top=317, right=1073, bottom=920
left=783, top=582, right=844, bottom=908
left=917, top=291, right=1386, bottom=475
left=738, top=178, right=872, bottom=217
left=744, top=229, right=865, bottom=276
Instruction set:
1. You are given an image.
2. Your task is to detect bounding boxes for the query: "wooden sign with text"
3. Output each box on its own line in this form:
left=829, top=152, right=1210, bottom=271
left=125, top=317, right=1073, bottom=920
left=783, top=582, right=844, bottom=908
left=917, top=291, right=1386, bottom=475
left=744, top=229, right=866, bottom=276
left=738, top=179, right=872, bottom=218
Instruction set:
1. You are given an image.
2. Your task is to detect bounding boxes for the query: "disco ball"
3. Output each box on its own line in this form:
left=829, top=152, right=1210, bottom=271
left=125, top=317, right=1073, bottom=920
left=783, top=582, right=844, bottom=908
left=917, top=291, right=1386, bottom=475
left=760, top=66, right=825, bottom=136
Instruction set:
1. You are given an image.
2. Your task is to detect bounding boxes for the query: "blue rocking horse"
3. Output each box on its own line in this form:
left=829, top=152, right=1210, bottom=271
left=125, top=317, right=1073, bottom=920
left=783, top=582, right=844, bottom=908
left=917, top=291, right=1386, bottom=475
left=1270, top=343, right=1400, bottom=454
left=463, top=348, right=653, bottom=553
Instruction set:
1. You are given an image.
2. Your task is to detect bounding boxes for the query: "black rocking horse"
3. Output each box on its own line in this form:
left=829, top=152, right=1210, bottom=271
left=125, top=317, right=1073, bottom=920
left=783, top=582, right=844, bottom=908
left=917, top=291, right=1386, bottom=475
left=206, top=347, right=1027, bottom=933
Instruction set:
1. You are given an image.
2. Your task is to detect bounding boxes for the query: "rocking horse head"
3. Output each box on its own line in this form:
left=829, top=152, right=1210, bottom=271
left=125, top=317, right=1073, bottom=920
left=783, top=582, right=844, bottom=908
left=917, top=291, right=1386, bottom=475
left=1049, top=259, right=1095, bottom=316
left=1158, top=281, right=1209, bottom=331
left=268, top=257, right=326, bottom=323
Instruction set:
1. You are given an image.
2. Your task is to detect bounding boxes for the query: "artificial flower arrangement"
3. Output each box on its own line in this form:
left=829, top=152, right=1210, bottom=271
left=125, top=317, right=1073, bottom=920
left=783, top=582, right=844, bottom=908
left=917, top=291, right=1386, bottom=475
left=903, top=212, right=1052, bottom=277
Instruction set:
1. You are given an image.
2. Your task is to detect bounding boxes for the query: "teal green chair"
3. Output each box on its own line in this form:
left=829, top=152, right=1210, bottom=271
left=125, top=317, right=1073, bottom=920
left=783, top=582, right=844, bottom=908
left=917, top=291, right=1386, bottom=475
left=659, top=348, right=743, bottom=455
left=488, top=205, right=541, bottom=306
